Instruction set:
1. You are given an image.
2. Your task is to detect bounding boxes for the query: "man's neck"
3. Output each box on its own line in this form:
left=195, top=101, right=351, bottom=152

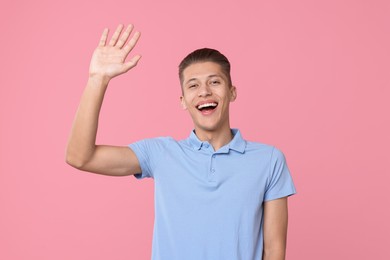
left=194, top=126, right=233, bottom=151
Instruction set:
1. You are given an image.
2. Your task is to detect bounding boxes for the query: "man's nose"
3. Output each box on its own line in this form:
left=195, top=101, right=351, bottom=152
left=198, top=83, right=211, bottom=97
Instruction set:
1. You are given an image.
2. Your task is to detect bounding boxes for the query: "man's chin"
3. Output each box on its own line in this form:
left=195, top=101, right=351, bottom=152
left=192, top=116, right=229, bottom=134
left=194, top=123, right=222, bottom=133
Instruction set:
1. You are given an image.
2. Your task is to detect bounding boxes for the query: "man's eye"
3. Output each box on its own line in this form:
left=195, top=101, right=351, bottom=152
left=210, top=80, right=220, bottom=85
left=189, top=84, right=197, bottom=88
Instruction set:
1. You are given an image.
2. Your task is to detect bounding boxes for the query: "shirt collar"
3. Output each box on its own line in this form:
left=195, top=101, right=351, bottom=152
left=188, top=128, right=246, bottom=153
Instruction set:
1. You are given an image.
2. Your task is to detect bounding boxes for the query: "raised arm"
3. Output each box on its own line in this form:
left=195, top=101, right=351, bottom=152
left=66, top=24, right=141, bottom=176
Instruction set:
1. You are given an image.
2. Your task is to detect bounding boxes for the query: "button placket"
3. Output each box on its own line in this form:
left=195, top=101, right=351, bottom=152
left=208, top=153, right=217, bottom=182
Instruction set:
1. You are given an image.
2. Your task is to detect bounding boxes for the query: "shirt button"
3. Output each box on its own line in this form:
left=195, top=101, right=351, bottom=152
left=212, top=155, right=216, bottom=158
left=204, top=143, right=209, bottom=148
left=211, top=168, right=215, bottom=173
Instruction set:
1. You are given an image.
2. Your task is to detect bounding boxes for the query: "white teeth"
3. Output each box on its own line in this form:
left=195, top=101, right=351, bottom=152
left=197, top=103, right=217, bottom=109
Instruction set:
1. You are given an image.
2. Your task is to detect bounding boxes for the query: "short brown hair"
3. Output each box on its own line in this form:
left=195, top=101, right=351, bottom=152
left=178, top=48, right=232, bottom=87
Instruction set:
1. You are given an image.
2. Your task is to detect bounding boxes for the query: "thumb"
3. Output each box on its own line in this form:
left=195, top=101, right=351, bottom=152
left=122, top=55, right=142, bottom=73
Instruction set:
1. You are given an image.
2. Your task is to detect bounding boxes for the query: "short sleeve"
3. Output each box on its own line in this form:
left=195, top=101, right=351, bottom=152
left=264, top=147, right=297, bottom=201
left=128, top=137, right=169, bottom=179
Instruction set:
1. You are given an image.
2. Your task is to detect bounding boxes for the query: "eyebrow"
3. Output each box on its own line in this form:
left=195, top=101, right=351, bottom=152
left=185, top=74, right=222, bottom=85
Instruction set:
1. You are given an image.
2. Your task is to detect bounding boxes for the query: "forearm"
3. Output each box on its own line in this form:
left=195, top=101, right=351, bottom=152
left=66, top=75, right=109, bottom=168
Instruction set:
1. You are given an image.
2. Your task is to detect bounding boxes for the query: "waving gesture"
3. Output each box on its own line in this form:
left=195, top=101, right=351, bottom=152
left=66, top=24, right=143, bottom=176
left=89, top=24, right=141, bottom=81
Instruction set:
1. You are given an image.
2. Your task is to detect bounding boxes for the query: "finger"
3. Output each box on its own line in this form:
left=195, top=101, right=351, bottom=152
left=108, top=24, right=124, bottom=46
left=98, top=28, right=109, bottom=47
left=122, top=55, right=142, bottom=72
left=123, top=31, right=141, bottom=55
left=116, top=24, right=134, bottom=48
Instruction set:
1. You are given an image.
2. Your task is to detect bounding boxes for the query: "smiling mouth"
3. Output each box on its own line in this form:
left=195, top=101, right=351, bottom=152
left=197, top=102, right=218, bottom=112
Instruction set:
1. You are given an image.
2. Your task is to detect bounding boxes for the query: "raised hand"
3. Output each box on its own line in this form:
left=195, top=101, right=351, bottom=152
left=89, top=24, right=141, bottom=81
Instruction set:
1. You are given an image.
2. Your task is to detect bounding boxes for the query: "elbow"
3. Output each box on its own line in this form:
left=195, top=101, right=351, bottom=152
left=65, top=150, right=88, bottom=170
left=65, top=155, right=84, bottom=170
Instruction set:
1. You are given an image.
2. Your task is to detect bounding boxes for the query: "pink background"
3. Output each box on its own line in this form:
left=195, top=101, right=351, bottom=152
left=1, top=0, right=389, bottom=259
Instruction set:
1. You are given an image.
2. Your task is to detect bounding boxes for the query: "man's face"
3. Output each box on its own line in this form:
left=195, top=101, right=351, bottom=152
left=180, top=61, right=237, bottom=133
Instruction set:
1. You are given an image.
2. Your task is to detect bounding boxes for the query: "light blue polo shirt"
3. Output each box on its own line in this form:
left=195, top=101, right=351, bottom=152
left=129, top=129, right=296, bottom=260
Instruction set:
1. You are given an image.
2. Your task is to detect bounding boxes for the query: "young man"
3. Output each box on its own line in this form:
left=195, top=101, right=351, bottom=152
left=66, top=24, right=296, bottom=260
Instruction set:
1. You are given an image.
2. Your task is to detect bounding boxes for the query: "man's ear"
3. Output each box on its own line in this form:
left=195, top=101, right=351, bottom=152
left=230, top=86, right=237, bottom=102
left=180, top=96, right=188, bottom=110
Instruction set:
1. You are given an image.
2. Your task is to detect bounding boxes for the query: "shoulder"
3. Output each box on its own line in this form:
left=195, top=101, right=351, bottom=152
left=243, top=140, right=287, bottom=163
left=131, top=136, right=176, bottom=146
left=128, top=136, right=177, bottom=153
left=244, top=140, right=275, bottom=154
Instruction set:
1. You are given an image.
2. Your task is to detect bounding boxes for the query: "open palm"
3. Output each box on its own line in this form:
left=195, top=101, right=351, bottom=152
left=89, top=24, right=141, bottom=80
